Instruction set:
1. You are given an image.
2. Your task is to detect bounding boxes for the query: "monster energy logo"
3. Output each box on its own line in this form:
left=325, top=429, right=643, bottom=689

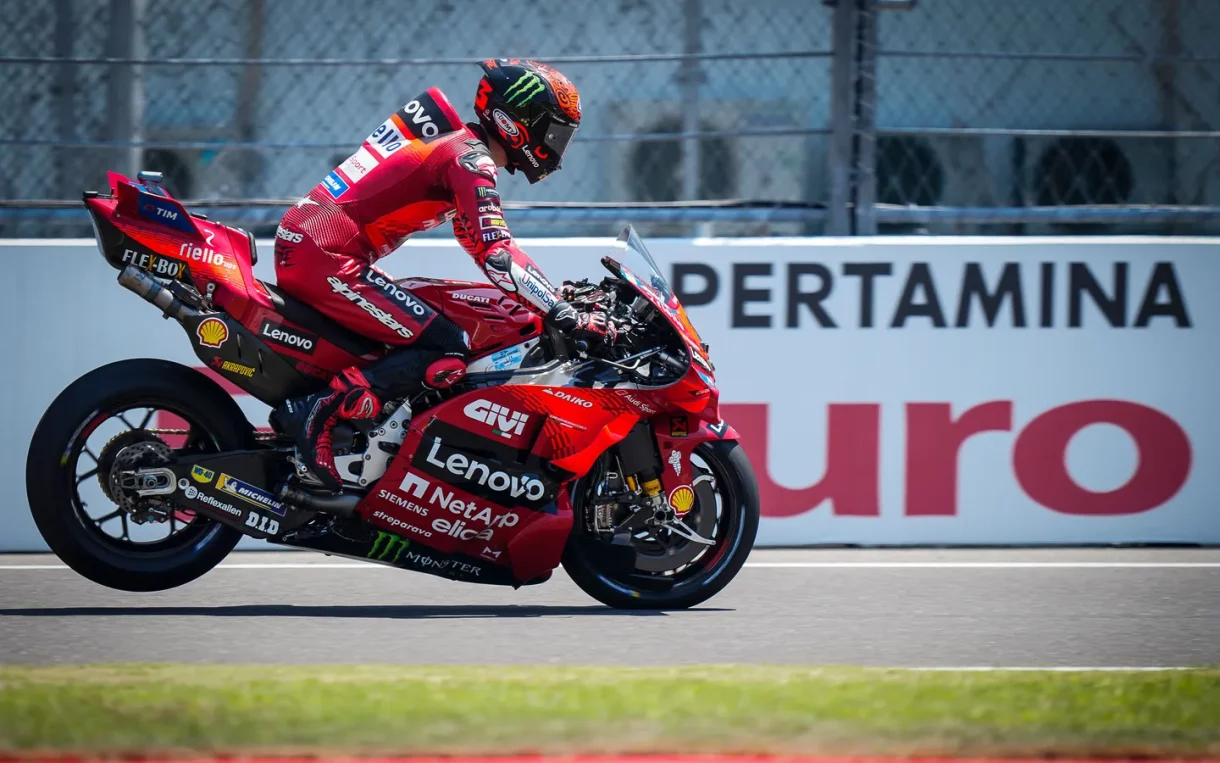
left=368, top=531, right=409, bottom=563
left=504, top=73, right=544, bottom=107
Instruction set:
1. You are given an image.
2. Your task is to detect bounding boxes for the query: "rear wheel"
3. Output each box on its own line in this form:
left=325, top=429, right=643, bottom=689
left=562, top=439, right=759, bottom=609
left=26, top=359, right=257, bottom=591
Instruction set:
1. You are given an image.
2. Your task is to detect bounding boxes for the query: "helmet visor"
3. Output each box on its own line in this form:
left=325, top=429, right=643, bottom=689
left=540, top=119, right=577, bottom=162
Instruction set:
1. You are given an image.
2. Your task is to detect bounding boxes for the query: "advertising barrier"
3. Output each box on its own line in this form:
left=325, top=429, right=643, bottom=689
left=1, top=235, right=1217, bottom=551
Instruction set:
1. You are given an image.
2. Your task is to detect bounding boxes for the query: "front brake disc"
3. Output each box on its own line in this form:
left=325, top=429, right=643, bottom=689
left=630, top=469, right=718, bottom=574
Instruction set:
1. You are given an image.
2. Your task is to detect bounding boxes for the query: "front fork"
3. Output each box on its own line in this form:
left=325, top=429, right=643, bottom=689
left=610, top=422, right=675, bottom=523
left=610, top=415, right=739, bottom=530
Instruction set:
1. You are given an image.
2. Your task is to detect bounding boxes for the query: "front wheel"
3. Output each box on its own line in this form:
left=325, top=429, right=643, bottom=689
left=26, top=359, right=257, bottom=592
left=562, top=439, right=759, bottom=609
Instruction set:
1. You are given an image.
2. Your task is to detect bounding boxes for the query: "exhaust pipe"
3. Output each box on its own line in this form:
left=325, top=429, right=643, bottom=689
left=117, top=265, right=199, bottom=320
left=279, top=484, right=362, bottom=517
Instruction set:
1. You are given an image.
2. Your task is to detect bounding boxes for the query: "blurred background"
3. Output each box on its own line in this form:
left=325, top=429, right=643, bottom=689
left=1, top=0, right=1219, bottom=239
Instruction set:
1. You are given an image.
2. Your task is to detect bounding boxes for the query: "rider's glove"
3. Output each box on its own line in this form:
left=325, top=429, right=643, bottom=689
left=546, top=301, right=620, bottom=345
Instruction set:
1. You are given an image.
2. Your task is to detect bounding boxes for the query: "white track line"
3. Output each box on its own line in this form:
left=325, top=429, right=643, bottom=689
left=2, top=561, right=1219, bottom=571
left=905, top=666, right=1197, bottom=671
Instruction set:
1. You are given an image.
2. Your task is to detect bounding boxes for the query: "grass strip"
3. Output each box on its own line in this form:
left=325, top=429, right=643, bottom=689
left=0, top=665, right=1217, bottom=759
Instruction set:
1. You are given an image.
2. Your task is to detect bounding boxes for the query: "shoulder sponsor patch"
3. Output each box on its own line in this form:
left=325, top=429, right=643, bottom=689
left=475, top=186, right=500, bottom=201
left=321, top=171, right=350, bottom=199
left=394, top=92, right=449, bottom=141
left=366, top=117, right=407, bottom=158
left=337, top=146, right=379, bottom=183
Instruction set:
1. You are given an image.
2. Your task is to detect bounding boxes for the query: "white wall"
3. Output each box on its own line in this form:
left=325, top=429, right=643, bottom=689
left=3, top=235, right=1218, bottom=551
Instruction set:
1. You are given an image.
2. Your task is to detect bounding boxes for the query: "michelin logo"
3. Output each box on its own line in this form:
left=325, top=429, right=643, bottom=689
left=217, top=473, right=287, bottom=517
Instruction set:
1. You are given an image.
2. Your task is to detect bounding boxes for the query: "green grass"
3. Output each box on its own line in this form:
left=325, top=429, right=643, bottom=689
left=1, top=665, right=1217, bottom=759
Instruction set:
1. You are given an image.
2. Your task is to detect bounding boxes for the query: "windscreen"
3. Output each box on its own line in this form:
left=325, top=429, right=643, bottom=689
left=607, top=225, right=709, bottom=360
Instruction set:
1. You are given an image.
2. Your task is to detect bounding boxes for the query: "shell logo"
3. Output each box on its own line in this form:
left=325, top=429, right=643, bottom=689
left=197, top=317, right=229, bottom=348
left=668, top=485, right=696, bottom=516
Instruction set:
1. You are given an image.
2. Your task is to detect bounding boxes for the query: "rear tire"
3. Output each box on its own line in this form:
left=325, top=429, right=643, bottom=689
left=26, top=359, right=257, bottom=592
left=562, top=439, right=759, bottom=610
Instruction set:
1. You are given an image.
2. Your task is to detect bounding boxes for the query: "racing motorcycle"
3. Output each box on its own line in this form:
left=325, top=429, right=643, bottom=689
left=25, top=170, right=759, bottom=609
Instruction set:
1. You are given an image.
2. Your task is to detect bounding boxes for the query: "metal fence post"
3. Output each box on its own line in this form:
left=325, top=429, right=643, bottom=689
left=680, top=0, right=706, bottom=235
left=1156, top=0, right=1181, bottom=210
left=852, top=0, right=879, bottom=235
left=826, top=0, right=857, bottom=235
left=53, top=0, right=75, bottom=199
left=105, top=0, right=145, bottom=179
left=236, top=0, right=265, bottom=197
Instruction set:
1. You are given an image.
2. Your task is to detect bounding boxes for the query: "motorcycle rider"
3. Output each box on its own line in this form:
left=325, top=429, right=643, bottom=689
left=269, top=59, right=619, bottom=492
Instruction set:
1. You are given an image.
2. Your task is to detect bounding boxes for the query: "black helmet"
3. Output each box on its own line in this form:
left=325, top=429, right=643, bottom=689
left=474, top=59, right=581, bottom=184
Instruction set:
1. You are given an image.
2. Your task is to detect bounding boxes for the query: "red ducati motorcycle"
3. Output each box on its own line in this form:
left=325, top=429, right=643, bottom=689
left=26, top=171, right=759, bottom=609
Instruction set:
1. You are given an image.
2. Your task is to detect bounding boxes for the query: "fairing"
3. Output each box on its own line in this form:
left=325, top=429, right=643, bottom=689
left=395, top=277, right=543, bottom=356
left=356, top=377, right=645, bottom=582
left=86, top=179, right=735, bottom=586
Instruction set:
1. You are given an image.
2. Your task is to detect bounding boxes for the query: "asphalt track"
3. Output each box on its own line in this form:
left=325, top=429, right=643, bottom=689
left=1, top=548, right=1218, bottom=667
left=28, top=759, right=1219, bottom=763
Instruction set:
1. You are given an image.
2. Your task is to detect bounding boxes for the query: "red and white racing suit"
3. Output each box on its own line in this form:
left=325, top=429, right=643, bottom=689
left=273, top=86, right=563, bottom=348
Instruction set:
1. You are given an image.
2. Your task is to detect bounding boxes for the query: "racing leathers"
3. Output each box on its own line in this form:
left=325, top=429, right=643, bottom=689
left=274, top=86, right=568, bottom=341
left=269, top=87, right=599, bottom=491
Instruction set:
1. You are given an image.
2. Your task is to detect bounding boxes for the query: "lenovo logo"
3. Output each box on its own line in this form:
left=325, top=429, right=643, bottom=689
left=259, top=320, right=317, bottom=354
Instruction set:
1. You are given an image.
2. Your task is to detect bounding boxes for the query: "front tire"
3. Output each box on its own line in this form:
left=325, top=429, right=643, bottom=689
left=562, top=439, right=759, bottom=609
left=26, top=359, right=257, bottom=592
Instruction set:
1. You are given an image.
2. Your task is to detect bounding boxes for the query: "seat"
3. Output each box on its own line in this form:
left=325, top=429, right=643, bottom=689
left=258, top=281, right=384, bottom=358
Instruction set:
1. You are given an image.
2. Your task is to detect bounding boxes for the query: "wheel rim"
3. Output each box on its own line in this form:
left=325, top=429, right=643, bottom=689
left=576, top=442, right=748, bottom=597
left=63, top=401, right=227, bottom=558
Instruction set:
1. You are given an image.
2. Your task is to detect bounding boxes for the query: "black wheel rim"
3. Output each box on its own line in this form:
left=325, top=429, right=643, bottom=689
left=576, top=442, right=748, bottom=597
left=63, top=400, right=227, bottom=558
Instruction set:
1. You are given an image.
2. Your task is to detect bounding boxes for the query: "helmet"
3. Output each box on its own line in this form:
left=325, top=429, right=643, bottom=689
left=474, top=59, right=581, bottom=184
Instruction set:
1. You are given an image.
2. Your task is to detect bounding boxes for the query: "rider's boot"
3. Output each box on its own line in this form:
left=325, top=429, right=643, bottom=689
left=270, top=348, right=468, bottom=492
left=271, top=367, right=381, bottom=492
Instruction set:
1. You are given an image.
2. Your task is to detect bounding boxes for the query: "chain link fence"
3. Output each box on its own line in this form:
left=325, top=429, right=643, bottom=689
left=856, top=0, right=1220, bottom=234
left=0, top=0, right=829, bottom=237
left=1, top=0, right=1218, bottom=237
